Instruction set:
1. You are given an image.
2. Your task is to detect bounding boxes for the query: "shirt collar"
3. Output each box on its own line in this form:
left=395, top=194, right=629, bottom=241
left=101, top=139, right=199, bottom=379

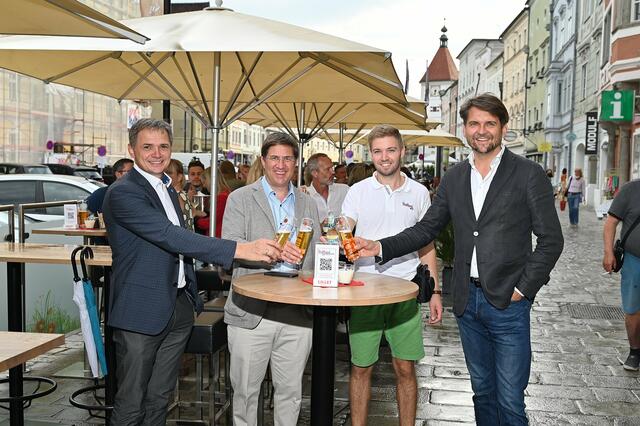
left=260, top=176, right=295, bottom=200
left=469, top=145, right=506, bottom=172
left=370, top=171, right=411, bottom=193
left=134, top=164, right=172, bottom=188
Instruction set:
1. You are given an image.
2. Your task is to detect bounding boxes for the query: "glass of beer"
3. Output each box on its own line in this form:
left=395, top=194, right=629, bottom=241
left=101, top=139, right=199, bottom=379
left=78, top=202, right=89, bottom=229
left=295, top=217, right=314, bottom=266
left=336, top=215, right=359, bottom=262
left=275, top=221, right=294, bottom=248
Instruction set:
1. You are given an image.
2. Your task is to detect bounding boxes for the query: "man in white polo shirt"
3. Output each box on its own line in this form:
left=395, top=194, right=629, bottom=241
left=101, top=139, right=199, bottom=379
left=306, top=153, right=350, bottom=222
left=341, top=125, right=443, bottom=426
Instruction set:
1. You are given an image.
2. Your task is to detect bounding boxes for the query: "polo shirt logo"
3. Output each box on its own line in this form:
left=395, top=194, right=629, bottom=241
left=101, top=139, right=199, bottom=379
left=402, top=202, right=414, bottom=211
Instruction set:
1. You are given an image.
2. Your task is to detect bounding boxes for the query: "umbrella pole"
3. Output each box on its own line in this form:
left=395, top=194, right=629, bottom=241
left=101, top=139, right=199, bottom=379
left=297, top=104, right=306, bottom=187
left=338, top=123, right=345, bottom=164
left=209, top=52, right=221, bottom=238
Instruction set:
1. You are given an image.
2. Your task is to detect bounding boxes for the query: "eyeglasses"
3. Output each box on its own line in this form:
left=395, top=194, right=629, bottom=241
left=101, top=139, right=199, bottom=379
left=265, top=155, right=296, bottom=164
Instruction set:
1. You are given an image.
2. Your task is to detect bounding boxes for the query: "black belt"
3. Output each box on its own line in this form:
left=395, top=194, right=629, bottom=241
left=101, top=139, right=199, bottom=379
left=568, top=192, right=581, bottom=195
left=470, top=277, right=481, bottom=287
left=177, top=287, right=186, bottom=297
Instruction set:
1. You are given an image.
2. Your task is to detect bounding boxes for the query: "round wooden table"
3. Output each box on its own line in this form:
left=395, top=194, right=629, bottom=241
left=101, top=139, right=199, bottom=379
left=232, top=271, right=418, bottom=426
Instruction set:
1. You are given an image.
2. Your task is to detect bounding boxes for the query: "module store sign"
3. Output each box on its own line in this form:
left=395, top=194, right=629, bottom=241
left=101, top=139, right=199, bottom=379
left=600, top=90, right=635, bottom=122
left=585, top=111, right=599, bottom=155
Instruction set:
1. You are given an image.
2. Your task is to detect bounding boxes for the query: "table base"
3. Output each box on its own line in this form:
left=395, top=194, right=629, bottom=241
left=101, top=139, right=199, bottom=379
left=311, top=306, right=337, bottom=426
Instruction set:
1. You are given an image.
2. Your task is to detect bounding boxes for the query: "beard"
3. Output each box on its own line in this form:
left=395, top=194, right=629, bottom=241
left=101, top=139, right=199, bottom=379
left=374, top=160, right=401, bottom=177
left=468, top=134, right=502, bottom=154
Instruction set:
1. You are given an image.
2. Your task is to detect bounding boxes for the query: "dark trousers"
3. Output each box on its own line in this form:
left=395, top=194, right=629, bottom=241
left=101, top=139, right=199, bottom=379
left=568, top=193, right=581, bottom=225
left=456, top=282, right=532, bottom=426
left=110, top=291, right=194, bottom=426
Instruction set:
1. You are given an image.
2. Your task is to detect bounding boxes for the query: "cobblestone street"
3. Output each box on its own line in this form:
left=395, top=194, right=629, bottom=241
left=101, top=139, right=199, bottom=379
left=1, top=204, right=640, bottom=425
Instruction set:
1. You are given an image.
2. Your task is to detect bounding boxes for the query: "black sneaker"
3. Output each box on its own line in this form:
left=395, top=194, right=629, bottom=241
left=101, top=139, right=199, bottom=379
left=623, top=353, right=640, bottom=371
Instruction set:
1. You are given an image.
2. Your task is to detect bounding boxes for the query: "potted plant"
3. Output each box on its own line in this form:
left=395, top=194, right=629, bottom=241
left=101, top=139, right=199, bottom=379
left=435, top=221, right=454, bottom=303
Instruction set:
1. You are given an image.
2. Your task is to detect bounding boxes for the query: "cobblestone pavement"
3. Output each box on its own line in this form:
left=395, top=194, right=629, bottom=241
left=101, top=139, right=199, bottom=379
left=1, top=204, right=639, bottom=425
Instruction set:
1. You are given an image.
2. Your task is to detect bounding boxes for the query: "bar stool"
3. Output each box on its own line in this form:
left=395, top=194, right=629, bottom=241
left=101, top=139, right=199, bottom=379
left=196, top=266, right=230, bottom=301
left=170, top=311, right=230, bottom=425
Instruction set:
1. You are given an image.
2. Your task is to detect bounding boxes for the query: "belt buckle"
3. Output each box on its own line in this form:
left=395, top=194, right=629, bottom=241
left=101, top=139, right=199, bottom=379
left=470, top=277, right=481, bottom=287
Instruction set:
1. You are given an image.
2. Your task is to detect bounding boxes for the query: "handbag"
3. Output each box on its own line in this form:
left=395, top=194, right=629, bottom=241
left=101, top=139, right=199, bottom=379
left=411, top=264, right=435, bottom=303
left=563, top=176, right=572, bottom=198
left=613, top=214, right=640, bottom=273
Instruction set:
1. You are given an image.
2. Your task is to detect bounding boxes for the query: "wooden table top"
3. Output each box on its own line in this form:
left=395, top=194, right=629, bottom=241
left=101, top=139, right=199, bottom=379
left=0, top=332, right=65, bottom=372
left=0, top=243, right=112, bottom=266
left=32, top=227, right=108, bottom=237
left=232, top=272, right=418, bottom=307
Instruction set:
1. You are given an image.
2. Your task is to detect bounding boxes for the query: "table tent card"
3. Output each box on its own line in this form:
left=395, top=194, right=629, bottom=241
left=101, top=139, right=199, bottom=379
left=313, top=244, right=339, bottom=287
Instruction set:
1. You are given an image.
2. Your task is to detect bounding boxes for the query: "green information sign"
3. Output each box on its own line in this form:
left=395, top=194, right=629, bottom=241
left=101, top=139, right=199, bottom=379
left=600, top=90, right=635, bottom=122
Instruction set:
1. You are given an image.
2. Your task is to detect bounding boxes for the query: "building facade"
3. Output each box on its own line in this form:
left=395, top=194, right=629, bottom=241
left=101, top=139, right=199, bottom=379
left=526, top=0, right=552, bottom=164
left=501, top=7, right=530, bottom=156
left=546, top=0, right=577, bottom=178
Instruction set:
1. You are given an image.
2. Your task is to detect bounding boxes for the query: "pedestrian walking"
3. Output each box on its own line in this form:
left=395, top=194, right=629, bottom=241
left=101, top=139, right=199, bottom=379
left=603, top=179, right=640, bottom=371
left=567, top=168, right=586, bottom=226
left=558, top=168, right=568, bottom=211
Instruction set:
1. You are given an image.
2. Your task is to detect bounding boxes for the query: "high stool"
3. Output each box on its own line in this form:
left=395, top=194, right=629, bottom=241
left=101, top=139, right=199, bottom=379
left=203, top=296, right=226, bottom=313
left=196, top=266, right=230, bottom=301
left=170, top=311, right=229, bottom=425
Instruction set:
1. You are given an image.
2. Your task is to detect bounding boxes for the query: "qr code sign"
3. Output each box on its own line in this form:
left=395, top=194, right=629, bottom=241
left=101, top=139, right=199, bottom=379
left=319, top=258, right=333, bottom=271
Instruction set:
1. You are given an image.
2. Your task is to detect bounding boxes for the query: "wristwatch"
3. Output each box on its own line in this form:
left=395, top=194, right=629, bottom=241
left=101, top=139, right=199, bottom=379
left=432, top=290, right=442, bottom=294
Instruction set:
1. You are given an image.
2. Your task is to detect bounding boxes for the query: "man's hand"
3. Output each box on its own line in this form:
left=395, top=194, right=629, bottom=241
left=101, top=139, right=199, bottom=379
left=353, top=237, right=381, bottom=258
left=603, top=251, right=616, bottom=273
left=510, top=291, right=524, bottom=302
left=428, top=293, right=443, bottom=324
left=235, top=239, right=282, bottom=263
left=281, top=241, right=303, bottom=265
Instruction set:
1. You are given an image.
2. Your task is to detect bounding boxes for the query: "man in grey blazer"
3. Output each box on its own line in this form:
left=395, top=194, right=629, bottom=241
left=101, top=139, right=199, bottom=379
left=222, top=132, right=321, bottom=426
left=104, top=119, right=283, bottom=425
left=355, top=94, right=563, bottom=425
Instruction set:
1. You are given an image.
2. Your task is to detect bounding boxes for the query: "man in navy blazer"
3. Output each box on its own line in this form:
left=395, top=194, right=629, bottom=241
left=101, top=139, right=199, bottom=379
left=103, top=118, right=283, bottom=425
left=355, top=95, right=563, bottom=425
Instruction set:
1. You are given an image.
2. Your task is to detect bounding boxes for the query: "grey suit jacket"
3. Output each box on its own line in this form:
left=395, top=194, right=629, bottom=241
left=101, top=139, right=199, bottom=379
left=380, top=149, right=564, bottom=316
left=221, top=179, right=321, bottom=329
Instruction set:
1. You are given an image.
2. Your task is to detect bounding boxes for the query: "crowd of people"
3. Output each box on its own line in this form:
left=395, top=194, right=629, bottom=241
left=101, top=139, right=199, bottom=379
left=91, top=93, right=640, bottom=426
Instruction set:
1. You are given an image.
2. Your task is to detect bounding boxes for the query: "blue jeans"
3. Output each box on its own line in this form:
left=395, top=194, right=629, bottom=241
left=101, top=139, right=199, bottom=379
left=568, top=193, right=581, bottom=224
left=456, top=282, right=532, bottom=426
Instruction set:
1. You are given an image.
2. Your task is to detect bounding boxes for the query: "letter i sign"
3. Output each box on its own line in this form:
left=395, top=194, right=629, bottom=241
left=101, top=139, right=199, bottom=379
left=600, top=90, right=634, bottom=122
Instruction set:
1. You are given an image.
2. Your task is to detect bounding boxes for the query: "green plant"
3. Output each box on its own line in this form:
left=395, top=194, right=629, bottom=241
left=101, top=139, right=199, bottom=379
left=435, top=221, right=455, bottom=267
left=29, top=290, right=80, bottom=334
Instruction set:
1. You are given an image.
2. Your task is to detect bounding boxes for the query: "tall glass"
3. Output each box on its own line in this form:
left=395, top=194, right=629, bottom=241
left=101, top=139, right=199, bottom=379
left=295, top=217, right=314, bottom=266
left=336, top=215, right=359, bottom=262
left=275, top=221, right=294, bottom=248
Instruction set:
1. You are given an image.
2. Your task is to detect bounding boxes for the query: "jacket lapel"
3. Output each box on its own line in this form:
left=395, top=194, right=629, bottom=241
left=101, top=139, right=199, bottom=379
left=477, top=149, right=517, bottom=223
left=461, top=161, right=476, bottom=222
left=131, top=169, right=165, bottom=213
left=294, top=187, right=306, bottom=225
left=252, top=182, right=277, bottom=232
left=167, top=186, right=186, bottom=227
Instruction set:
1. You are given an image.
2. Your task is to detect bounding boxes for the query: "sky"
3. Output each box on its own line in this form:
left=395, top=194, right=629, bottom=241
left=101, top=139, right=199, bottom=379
left=174, top=0, right=526, bottom=98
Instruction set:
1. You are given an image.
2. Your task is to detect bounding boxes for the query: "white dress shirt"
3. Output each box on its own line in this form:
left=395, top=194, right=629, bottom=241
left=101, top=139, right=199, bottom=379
left=134, top=164, right=186, bottom=288
left=307, top=182, right=350, bottom=220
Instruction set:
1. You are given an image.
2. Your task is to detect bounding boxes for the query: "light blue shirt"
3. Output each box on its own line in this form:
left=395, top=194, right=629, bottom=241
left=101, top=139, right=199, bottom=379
left=260, top=176, right=297, bottom=271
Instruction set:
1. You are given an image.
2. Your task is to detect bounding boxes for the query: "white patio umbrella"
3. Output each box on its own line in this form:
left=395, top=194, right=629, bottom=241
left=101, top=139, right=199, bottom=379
left=401, top=128, right=464, bottom=148
left=1, top=0, right=148, bottom=43
left=0, top=4, right=409, bottom=236
left=241, top=96, right=440, bottom=165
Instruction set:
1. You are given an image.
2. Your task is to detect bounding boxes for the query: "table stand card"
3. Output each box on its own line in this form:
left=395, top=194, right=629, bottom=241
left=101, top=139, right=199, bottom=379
left=313, top=244, right=339, bottom=287
left=63, top=204, right=78, bottom=229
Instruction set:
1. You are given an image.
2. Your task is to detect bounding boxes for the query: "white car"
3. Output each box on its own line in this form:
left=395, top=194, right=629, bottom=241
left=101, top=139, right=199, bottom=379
left=0, top=174, right=105, bottom=223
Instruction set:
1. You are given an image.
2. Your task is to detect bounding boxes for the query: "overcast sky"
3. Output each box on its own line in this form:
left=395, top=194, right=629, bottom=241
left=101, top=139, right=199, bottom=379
left=174, top=0, right=526, bottom=98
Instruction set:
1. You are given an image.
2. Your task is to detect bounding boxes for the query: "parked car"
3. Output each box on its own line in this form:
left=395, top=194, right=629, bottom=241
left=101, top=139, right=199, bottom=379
left=44, top=164, right=104, bottom=182
left=0, top=163, right=52, bottom=174
left=0, top=174, right=105, bottom=222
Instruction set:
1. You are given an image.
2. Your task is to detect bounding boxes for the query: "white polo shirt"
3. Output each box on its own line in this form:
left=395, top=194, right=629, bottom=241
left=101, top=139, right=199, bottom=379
left=342, top=172, right=430, bottom=280
left=307, top=182, right=350, bottom=220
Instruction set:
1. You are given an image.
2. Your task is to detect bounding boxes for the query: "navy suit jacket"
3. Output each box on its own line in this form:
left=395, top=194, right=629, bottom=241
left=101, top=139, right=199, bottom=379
left=380, top=149, right=564, bottom=316
left=103, top=168, right=236, bottom=335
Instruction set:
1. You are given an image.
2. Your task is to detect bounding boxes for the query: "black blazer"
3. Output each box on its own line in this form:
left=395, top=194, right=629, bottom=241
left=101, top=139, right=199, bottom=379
left=380, top=149, right=564, bottom=316
left=104, top=168, right=237, bottom=335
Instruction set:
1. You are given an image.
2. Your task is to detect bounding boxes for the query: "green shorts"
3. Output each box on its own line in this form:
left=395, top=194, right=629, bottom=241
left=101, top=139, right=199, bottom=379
left=349, top=299, right=424, bottom=367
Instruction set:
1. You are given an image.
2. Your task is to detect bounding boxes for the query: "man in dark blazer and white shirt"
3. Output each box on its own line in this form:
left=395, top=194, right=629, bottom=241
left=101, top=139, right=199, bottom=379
left=355, top=94, right=564, bottom=425
left=103, top=118, right=283, bottom=425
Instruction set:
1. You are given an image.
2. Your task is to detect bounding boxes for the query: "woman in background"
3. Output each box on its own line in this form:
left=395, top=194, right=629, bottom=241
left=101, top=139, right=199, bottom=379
left=194, top=167, right=231, bottom=238
left=567, top=168, right=586, bottom=227
left=165, top=159, right=202, bottom=231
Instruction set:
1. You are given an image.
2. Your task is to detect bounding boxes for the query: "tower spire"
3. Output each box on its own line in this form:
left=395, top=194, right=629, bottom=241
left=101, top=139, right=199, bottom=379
left=440, top=19, right=448, bottom=48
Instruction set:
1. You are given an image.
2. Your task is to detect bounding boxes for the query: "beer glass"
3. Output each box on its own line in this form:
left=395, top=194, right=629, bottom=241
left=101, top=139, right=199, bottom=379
left=336, top=215, right=359, bottom=262
left=78, top=201, right=89, bottom=229
left=295, top=217, right=314, bottom=265
left=275, top=221, right=294, bottom=248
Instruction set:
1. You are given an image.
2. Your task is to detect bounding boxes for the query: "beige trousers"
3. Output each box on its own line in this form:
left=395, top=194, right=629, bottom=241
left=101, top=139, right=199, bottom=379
left=228, top=308, right=312, bottom=426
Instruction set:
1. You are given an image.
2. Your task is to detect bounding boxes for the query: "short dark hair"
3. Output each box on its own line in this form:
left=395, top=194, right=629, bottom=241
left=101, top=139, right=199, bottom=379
left=219, top=160, right=236, bottom=176
left=306, top=153, right=330, bottom=174
left=113, top=158, right=134, bottom=173
left=334, top=163, right=346, bottom=173
left=261, top=132, right=299, bottom=159
left=459, top=93, right=509, bottom=126
left=367, top=125, right=403, bottom=149
left=187, top=159, right=205, bottom=171
left=129, top=118, right=173, bottom=147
